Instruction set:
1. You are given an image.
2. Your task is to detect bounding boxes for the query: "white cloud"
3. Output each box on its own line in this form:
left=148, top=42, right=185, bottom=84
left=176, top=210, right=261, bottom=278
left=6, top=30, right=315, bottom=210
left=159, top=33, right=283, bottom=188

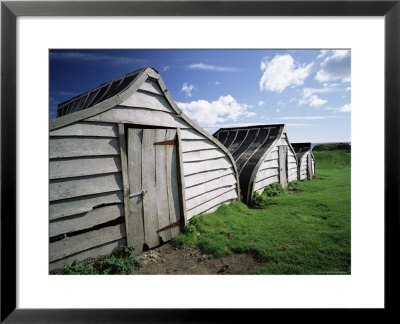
left=298, top=88, right=331, bottom=107
left=259, top=54, right=314, bottom=93
left=339, top=104, right=351, bottom=112
left=176, top=95, right=253, bottom=126
left=276, top=109, right=281, bottom=113
left=317, top=50, right=329, bottom=59
left=315, top=50, right=351, bottom=83
left=187, top=63, right=239, bottom=72
left=258, top=101, right=264, bottom=106
left=277, top=100, right=285, bottom=107
left=215, top=81, right=220, bottom=85
left=162, top=65, right=170, bottom=72
left=181, top=83, right=195, bottom=97
left=278, top=115, right=348, bottom=120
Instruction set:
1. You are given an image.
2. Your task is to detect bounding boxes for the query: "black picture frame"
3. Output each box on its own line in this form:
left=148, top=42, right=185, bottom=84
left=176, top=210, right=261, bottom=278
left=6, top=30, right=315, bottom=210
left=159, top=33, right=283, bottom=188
left=1, top=1, right=399, bottom=322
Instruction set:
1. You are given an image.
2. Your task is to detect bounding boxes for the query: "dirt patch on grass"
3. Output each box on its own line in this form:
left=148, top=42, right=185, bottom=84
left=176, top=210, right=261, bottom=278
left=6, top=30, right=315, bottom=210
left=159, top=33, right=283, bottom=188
left=134, top=243, right=264, bottom=275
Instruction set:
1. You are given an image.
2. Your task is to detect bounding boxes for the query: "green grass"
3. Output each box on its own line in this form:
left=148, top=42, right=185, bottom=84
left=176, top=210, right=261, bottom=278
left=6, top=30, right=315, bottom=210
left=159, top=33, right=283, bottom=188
left=55, top=246, right=141, bottom=275
left=173, top=150, right=351, bottom=274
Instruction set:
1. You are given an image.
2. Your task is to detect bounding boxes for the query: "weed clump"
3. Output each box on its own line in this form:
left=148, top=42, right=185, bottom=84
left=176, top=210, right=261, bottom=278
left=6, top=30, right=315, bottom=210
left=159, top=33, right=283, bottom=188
left=252, top=183, right=286, bottom=208
left=56, top=246, right=140, bottom=275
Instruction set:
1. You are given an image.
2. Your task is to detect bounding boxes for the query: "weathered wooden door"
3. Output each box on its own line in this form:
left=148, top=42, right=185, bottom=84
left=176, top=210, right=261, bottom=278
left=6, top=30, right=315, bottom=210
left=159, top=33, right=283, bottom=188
left=278, top=145, right=288, bottom=188
left=307, top=154, right=313, bottom=179
left=127, top=128, right=182, bottom=252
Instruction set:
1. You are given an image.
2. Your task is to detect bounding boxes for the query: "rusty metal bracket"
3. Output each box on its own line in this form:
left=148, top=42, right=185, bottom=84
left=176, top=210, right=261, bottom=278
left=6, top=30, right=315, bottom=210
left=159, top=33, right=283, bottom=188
left=156, top=220, right=181, bottom=233
left=154, top=140, right=175, bottom=145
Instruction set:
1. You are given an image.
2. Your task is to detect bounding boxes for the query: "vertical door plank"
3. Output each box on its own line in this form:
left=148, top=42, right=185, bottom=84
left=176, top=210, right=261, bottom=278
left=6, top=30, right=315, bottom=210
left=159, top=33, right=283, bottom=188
left=118, top=124, right=133, bottom=247
left=141, top=129, right=160, bottom=248
left=155, top=129, right=172, bottom=242
left=307, top=153, right=313, bottom=179
left=127, top=128, right=145, bottom=253
left=176, top=128, right=188, bottom=227
left=165, top=129, right=181, bottom=238
left=279, top=146, right=288, bottom=188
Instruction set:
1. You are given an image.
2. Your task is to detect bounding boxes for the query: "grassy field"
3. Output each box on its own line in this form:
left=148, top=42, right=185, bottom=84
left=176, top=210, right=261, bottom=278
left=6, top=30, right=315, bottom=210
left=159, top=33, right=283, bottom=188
left=173, top=150, right=351, bottom=274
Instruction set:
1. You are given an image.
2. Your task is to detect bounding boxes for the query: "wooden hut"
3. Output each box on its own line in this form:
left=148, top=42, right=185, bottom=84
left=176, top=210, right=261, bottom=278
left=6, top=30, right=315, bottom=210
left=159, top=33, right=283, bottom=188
left=291, top=143, right=315, bottom=180
left=49, top=67, right=239, bottom=271
left=213, top=124, right=297, bottom=204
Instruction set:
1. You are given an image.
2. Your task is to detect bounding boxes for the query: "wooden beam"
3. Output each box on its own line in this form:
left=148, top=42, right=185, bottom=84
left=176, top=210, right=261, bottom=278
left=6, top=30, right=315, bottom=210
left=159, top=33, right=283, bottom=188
left=117, top=124, right=133, bottom=248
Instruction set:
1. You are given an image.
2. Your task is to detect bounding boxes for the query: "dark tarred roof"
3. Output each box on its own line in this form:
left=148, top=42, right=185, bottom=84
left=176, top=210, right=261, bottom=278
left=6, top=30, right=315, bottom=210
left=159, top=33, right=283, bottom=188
left=213, top=124, right=284, bottom=203
left=291, top=143, right=312, bottom=161
left=56, top=68, right=144, bottom=118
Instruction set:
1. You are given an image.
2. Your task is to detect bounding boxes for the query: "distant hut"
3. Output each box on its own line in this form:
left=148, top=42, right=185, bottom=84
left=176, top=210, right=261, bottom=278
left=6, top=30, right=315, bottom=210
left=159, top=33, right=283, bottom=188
left=49, top=67, right=239, bottom=271
left=213, top=124, right=297, bottom=204
left=292, top=143, right=315, bottom=180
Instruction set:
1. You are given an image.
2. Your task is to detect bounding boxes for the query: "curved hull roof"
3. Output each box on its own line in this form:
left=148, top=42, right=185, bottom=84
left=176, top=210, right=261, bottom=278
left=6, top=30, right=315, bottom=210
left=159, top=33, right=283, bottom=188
left=214, top=124, right=285, bottom=203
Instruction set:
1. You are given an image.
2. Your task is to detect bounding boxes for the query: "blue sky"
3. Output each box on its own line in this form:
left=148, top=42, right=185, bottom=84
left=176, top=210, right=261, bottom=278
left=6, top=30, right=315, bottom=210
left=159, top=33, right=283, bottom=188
left=50, top=49, right=350, bottom=143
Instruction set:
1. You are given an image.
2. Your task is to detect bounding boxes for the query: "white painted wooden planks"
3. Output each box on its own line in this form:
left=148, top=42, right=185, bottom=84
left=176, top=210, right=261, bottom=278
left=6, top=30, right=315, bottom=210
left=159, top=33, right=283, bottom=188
left=183, top=157, right=232, bottom=176
left=186, top=188, right=237, bottom=219
left=85, top=107, right=189, bottom=129
left=50, top=137, right=119, bottom=158
left=50, top=173, right=123, bottom=201
left=253, top=175, right=280, bottom=192
left=138, top=80, right=163, bottom=95
left=184, top=167, right=235, bottom=188
left=49, top=238, right=126, bottom=272
left=49, top=191, right=123, bottom=220
left=49, top=122, right=118, bottom=137
left=49, top=224, right=126, bottom=263
left=182, top=148, right=226, bottom=162
left=120, top=91, right=174, bottom=113
left=181, top=139, right=219, bottom=153
left=255, top=168, right=279, bottom=183
left=50, top=156, right=121, bottom=179
left=185, top=173, right=237, bottom=200
left=180, top=128, right=204, bottom=140
left=186, top=185, right=236, bottom=211
left=50, top=204, right=124, bottom=237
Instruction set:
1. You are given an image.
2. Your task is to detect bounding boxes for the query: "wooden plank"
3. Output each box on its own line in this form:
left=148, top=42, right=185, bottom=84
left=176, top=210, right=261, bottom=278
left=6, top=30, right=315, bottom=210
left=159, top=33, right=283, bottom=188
left=155, top=129, right=172, bottom=242
left=184, top=167, right=235, bottom=189
left=185, top=173, right=237, bottom=200
left=117, top=124, right=133, bottom=248
left=186, top=185, right=236, bottom=211
left=255, top=168, right=279, bottom=183
left=85, top=107, right=189, bottom=129
left=187, top=189, right=237, bottom=219
left=120, top=91, right=174, bottom=113
left=50, top=204, right=124, bottom=237
left=50, top=156, right=121, bottom=179
left=264, top=150, right=279, bottom=161
left=141, top=129, right=160, bottom=248
left=253, top=175, right=280, bottom=192
left=259, top=158, right=279, bottom=170
left=49, top=191, right=123, bottom=220
left=49, top=122, right=118, bottom=137
left=176, top=128, right=187, bottom=227
left=180, top=128, right=204, bottom=140
left=182, top=148, right=226, bottom=162
left=307, top=154, right=313, bottom=179
left=50, top=173, right=123, bottom=202
left=183, top=157, right=232, bottom=176
left=181, top=139, right=217, bottom=153
left=138, top=79, right=163, bottom=95
left=50, top=137, right=119, bottom=159
left=127, top=128, right=145, bottom=253
left=278, top=145, right=288, bottom=188
left=165, top=129, right=181, bottom=238
left=49, top=224, right=126, bottom=262
left=49, top=238, right=126, bottom=272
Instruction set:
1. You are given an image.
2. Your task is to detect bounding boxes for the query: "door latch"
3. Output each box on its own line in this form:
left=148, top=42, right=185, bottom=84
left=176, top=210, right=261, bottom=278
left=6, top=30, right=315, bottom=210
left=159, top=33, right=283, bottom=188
left=129, top=189, right=147, bottom=199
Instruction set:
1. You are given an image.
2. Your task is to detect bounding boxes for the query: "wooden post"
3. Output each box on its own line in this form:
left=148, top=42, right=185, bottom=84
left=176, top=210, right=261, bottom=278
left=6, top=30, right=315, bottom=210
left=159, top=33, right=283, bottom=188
left=117, top=124, right=133, bottom=247
left=176, top=128, right=188, bottom=227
